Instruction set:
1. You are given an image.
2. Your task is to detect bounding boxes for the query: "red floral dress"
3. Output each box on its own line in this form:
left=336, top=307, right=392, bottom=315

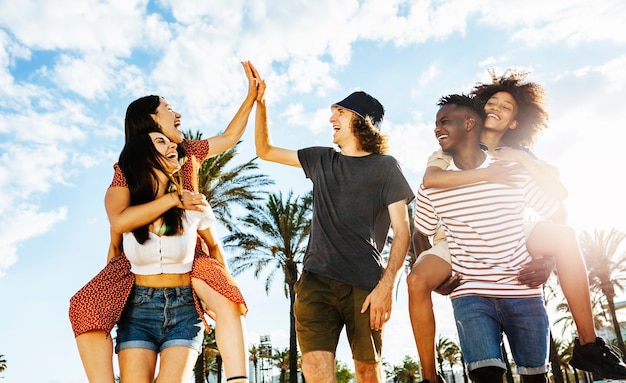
left=68, top=139, right=247, bottom=337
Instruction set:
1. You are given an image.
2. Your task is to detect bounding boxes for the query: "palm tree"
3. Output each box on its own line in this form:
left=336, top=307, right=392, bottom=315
left=194, top=326, right=221, bottom=383
left=442, top=341, right=461, bottom=383
left=579, top=228, right=626, bottom=355
left=551, top=286, right=609, bottom=337
left=225, top=191, right=313, bottom=383
left=436, top=335, right=455, bottom=379
left=249, top=344, right=261, bottom=383
left=549, top=332, right=566, bottom=383
left=193, top=138, right=274, bottom=232
left=0, top=354, right=6, bottom=373
left=272, top=347, right=290, bottom=383
left=392, top=355, right=421, bottom=383
left=553, top=336, right=578, bottom=383
left=459, top=352, right=469, bottom=383
left=335, top=360, right=355, bottom=383
left=547, top=273, right=611, bottom=383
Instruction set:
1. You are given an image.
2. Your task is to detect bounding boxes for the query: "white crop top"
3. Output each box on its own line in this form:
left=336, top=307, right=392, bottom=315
left=122, top=205, right=216, bottom=275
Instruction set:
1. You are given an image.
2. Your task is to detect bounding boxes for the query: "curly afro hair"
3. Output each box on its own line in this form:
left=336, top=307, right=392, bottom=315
left=470, top=69, right=549, bottom=149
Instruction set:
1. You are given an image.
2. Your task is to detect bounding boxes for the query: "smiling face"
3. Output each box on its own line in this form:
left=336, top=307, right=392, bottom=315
left=329, top=105, right=358, bottom=149
left=149, top=131, right=180, bottom=174
left=484, top=91, right=519, bottom=134
left=151, top=98, right=183, bottom=144
left=434, top=103, right=470, bottom=153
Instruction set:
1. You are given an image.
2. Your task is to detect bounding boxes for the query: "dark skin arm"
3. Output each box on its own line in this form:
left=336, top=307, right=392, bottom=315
left=412, top=230, right=431, bottom=255
left=518, top=256, right=556, bottom=287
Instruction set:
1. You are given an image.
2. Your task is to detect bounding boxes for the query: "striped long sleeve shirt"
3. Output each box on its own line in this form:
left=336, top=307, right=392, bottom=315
left=414, top=154, right=561, bottom=299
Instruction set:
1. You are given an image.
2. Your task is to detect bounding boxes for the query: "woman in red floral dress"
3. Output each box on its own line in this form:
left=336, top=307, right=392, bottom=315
left=69, top=61, right=264, bottom=383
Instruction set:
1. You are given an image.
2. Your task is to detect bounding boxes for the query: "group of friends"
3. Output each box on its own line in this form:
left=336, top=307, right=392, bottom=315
left=68, top=61, right=626, bottom=383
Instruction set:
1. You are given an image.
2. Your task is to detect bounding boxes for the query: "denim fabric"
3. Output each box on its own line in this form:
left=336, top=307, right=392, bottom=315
left=115, top=285, right=204, bottom=353
left=452, top=295, right=549, bottom=375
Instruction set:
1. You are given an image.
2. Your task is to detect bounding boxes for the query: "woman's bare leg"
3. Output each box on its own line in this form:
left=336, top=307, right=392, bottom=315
left=157, top=346, right=199, bottom=383
left=75, top=330, right=115, bottom=383
left=526, top=222, right=595, bottom=343
left=407, top=254, right=452, bottom=383
left=118, top=347, right=157, bottom=383
left=192, top=278, right=248, bottom=379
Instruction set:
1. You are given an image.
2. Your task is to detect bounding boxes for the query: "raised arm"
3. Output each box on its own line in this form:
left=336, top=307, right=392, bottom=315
left=490, top=147, right=568, bottom=201
left=254, top=83, right=301, bottom=167
left=362, top=199, right=410, bottom=330
left=423, top=162, right=522, bottom=189
left=205, top=61, right=260, bottom=157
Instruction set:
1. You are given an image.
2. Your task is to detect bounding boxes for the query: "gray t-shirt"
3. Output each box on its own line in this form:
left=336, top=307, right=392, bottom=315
left=298, top=147, right=415, bottom=291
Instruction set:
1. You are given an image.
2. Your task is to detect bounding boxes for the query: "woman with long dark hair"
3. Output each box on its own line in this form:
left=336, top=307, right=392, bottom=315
left=114, top=131, right=214, bottom=381
left=70, top=61, right=262, bottom=383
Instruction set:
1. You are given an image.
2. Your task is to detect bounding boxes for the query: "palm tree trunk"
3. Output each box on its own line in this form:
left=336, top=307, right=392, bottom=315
left=460, top=354, right=469, bottom=383
left=501, top=343, right=514, bottom=383
left=289, top=280, right=299, bottom=383
left=217, top=355, right=223, bottom=383
left=253, top=361, right=259, bottom=383
left=437, top=355, right=445, bottom=379
left=194, top=351, right=206, bottom=383
left=606, top=295, right=626, bottom=355
left=549, top=332, right=565, bottom=383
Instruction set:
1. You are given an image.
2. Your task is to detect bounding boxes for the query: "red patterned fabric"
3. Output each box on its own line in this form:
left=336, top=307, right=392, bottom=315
left=69, top=255, right=134, bottom=337
left=69, top=139, right=247, bottom=337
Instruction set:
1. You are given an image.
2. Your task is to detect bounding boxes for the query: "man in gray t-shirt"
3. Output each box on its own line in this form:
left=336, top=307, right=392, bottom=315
left=255, top=87, right=414, bottom=383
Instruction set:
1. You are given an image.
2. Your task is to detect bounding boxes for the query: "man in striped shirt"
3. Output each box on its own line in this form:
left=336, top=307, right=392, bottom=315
left=413, top=94, right=561, bottom=383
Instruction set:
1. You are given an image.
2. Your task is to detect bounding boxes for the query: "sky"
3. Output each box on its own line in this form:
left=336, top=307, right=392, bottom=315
left=1, top=0, right=625, bottom=382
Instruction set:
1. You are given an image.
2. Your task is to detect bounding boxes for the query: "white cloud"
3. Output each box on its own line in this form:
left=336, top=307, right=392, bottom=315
left=279, top=102, right=330, bottom=137
left=592, top=54, right=626, bottom=92
left=478, top=0, right=626, bottom=45
left=0, top=0, right=159, bottom=54
left=0, top=203, right=67, bottom=277
left=2, top=102, right=89, bottom=144
left=418, top=64, right=440, bottom=90
left=386, top=112, right=433, bottom=176
left=0, top=143, right=68, bottom=195
left=49, top=54, right=123, bottom=100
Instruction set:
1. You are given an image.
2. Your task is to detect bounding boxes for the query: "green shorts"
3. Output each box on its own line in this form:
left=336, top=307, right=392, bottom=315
left=294, top=270, right=383, bottom=363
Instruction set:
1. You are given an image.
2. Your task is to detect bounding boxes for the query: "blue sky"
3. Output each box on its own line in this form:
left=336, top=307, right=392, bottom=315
left=1, top=0, right=625, bottom=381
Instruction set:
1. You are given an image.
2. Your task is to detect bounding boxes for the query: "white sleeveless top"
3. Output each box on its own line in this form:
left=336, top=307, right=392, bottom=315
left=123, top=206, right=216, bottom=275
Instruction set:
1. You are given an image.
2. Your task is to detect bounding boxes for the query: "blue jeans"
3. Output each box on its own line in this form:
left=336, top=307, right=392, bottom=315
left=451, top=295, right=549, bottom=375
left=115, top=285, right=204, bottom=353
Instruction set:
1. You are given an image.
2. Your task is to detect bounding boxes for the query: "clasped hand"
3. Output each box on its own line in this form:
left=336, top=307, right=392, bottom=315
left=180, top=190, right=208, bottom=211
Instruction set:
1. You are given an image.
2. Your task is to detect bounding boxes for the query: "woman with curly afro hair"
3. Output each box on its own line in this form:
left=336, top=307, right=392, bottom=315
left=407, top=69, right=626, bottom=383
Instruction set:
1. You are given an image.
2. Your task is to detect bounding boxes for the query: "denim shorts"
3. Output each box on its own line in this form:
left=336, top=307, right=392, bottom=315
left=451, top=295, right=549, bottom=375
left=294, top=271, right=383, bottom=363
left=115, top=285, right=204, bottom=353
